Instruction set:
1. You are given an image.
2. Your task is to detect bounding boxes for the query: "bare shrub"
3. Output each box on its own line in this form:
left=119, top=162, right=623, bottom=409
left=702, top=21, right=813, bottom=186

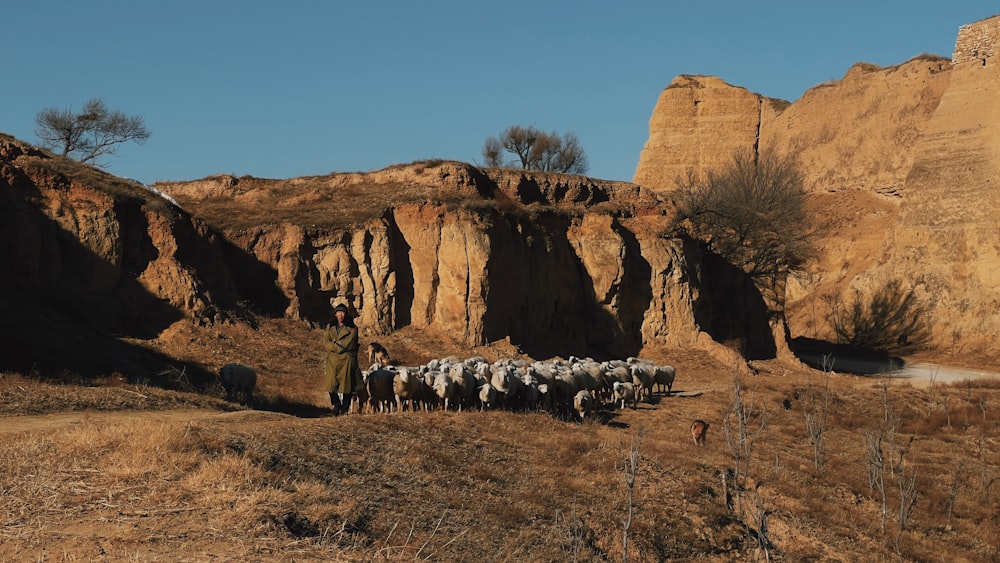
left=975, top=435, right=997, bottom=508
left=721, top=372, right=772, bottom=558
left=670, top=149, right=815, bottom=298
left=802, top=362, right=832, bottom=470
left=618, top=429, right=644, bottom=563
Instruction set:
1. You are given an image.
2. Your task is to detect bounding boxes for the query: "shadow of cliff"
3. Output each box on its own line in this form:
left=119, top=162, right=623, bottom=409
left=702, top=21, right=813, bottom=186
left=477, top=210, right=646, bottom=361
left=683, top=238, right=778, bottom=360
left=790, top=336, right=904, bottom=375
left=388, top=213, right=415, bottom=328
left=0, top=175, right=216, bottom=388
left=219, top=238, right=289, bottom=318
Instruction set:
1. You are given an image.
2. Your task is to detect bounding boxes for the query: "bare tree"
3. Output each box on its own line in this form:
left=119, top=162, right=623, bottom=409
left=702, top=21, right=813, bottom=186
left=35, top=98, right=150, bottom=166
left=482, top=125, right=589, bottom=174
left=481, top=136, right=504, bottom=167
left=499, top=125, right=539, bottom=169
left=722, top=372, right=772, bottom=560
left=542, top=130, right=588, bottom=174
left=723, top=373, right=767, bottom=500
left=975, top=435, right=997, bottom=508
left=864, top=426, right=888, bottom=532
left=670, top=150, right=814, bottom=295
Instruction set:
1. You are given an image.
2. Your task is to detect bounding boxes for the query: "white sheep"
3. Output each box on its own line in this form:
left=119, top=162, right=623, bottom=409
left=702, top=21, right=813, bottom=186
left=491, top=364, right=524, bottom=410
left=629, top=364, right=655, bottom=403
left=613, top=381, right=638, bottom=410
left=551, top=371, right=583, bottom=419
left=219, top=363, right=257, bottom=404
left=393, top=367, right=425, bottom=412
left=433, top=370, right=460, bottom=411
left=477, top=383, right=497, bottom=411
left=520, top=376, right=541, bottom=411
left=569, top=363, right=601, bottom=395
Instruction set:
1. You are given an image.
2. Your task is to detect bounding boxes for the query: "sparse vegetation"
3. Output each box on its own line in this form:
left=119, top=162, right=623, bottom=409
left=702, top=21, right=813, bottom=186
left=2, top=331, right=1000, bottom=561
left=669, top=149, right=815, bottom=299
left=34, top=98, right=150, bottom=166
left=482, top=125, right=589, bottom=174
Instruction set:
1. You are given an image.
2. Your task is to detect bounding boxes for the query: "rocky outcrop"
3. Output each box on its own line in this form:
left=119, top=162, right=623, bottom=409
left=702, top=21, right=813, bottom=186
left=633, top=75, right=789, bottom=191
left=0, top=134, right=239, bottom=380
left=632, top=14, right=1000, bottom=356
left=159, top=163, right=769, bottom=362
left=0, top=140, right=775, bottom=377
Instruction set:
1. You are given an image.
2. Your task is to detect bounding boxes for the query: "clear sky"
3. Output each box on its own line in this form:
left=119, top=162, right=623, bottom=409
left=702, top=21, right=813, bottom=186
left=4, top=1, right=997, bottom=185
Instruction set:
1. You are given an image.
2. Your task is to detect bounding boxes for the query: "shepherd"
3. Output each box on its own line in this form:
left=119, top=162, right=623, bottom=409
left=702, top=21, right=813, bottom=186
left=322, top=302, right=364, bottom=415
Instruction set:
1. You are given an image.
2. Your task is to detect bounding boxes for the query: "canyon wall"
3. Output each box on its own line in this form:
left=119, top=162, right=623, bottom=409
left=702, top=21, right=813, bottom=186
left=0, top=135, right=238, bottom=379
left=161, top=164, right=766, bottom=363
left=0, top=142, right=766, bottom=377
left=633, top=14, right=1000, bottom=356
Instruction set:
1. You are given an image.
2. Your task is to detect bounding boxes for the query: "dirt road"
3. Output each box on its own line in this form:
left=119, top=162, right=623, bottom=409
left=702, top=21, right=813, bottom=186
left=0, top=408, right=290, bottom=435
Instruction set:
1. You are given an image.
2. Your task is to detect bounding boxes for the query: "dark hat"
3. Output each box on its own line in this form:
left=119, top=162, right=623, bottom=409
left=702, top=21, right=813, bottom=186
left=332, top=303, right=349, bottom=314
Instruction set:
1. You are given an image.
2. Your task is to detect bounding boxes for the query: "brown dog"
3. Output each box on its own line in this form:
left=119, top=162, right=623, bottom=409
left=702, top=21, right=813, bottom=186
left=691, top=419, right=709, bottom=446
left=367, top=342, right=390, bottom=366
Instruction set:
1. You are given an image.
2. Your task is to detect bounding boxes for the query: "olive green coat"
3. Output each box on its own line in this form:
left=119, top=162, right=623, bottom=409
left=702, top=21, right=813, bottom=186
left=322, top=324, right=363, bottom=394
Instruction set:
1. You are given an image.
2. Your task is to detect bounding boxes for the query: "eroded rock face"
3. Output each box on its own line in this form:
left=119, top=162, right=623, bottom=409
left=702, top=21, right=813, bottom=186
left=225, top=200, right=696, bottom=360
left=0, top=132, right=780, bottom=376
left=632, top=15, right=1000, bottom=355
left=154, top=163, right=772, bottom=362
left=860, top=50, right=1000, bottom=353
left=633, top=75, right=788, bottom=192
left=0, top=135, right=238, bottom=378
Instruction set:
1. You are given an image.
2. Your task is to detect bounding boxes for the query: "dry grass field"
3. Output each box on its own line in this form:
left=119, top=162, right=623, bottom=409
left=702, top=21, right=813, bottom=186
left=1, top=317, right=999, bottom=562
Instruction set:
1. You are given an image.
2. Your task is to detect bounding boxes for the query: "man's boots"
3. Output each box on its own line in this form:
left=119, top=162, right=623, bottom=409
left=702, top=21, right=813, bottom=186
left=329, top=392, right=342, bottom=415
left=340, top=394, right=353, bottom=415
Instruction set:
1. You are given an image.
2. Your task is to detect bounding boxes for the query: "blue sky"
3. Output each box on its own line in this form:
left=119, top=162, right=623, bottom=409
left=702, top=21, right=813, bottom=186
left=4, top=2, right=997, bottom=185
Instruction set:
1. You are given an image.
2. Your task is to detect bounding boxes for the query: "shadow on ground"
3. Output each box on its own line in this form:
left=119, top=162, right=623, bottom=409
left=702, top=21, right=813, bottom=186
left=791, top=336, right=903, bottom=375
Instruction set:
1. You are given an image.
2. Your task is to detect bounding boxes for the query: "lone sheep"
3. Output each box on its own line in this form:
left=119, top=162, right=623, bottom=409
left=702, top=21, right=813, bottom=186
left=368, top=342, right=391, bottom=366
left=691, top=419, right=709, bottom=446
left=220, top=363, right=257, bottom=404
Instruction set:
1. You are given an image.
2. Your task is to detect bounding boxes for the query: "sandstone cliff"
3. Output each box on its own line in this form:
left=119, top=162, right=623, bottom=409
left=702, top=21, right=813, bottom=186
left=0, top=134, right=240, bottom=380
left=633, top=14, right=1000, bottom=359
left=11, top=15, right=996, bottom=378
left=157, top=162, right=765, bottom=363
left=0, top=140, right=767, bottom=378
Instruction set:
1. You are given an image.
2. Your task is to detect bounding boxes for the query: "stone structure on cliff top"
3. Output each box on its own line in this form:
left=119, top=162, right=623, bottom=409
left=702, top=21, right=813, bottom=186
left=634, top=13, right=1000, bottom=357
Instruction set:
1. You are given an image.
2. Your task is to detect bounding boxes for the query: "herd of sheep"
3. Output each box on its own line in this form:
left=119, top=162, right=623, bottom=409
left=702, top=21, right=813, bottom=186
left=354, top=355, right=677, bottom=421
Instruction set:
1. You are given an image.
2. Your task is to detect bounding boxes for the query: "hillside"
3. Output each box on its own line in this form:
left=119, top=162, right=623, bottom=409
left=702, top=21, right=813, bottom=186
left=2, top=133, right=999, bottom=562
left=2, top=12, right=1000, bottom=562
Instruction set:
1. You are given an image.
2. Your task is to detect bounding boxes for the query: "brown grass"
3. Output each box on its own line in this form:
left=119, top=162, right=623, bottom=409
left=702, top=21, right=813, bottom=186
left=2, top=318, right=1000, bottom=561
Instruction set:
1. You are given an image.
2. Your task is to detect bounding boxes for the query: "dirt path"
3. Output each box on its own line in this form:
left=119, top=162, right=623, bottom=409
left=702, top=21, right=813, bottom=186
left=895, top=362, right=1000, bottom=386
left=796, top=352, right=1000, bottom=387
left=0, top=408, right=291, bottom=435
